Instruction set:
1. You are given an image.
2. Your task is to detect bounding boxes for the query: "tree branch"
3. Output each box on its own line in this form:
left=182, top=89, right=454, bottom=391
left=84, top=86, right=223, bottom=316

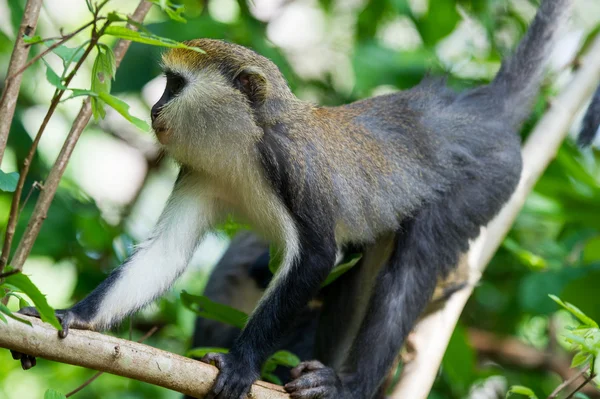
left=0, top=0, right=44, bottom=163
left=0, top=316, right=289, bottom=398
left=391, top=34, right=600, bottom=399
left=8, top=0, right=153, bottom=270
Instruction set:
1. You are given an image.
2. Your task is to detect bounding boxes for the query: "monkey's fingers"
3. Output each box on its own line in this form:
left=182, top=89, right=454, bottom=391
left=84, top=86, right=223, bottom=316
left=286, top=361, right=344, bottom=399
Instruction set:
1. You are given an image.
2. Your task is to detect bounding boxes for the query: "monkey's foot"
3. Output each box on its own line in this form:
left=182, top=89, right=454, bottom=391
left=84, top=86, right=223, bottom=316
left=10, top=307, right=93, bottom=370
left=285, top=360, right=350, bottom=399
left=201, top=352, right=260, bottom=399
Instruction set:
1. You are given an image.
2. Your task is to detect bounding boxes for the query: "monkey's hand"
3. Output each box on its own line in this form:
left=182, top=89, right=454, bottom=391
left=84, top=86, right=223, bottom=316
left=284, top=360, right=353, bottom=399
left=201, top=352, right=260, bottom=399
left=10, top=307, right=93, bottom=370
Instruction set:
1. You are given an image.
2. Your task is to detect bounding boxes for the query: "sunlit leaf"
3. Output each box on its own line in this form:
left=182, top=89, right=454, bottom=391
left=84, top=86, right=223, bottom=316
left=97, top=92, right=149, bottom=131
left=506, top=385, right=538, bottom=398
left=4, top=273, right=61, bottom=331
left=103, top=26, right=203, bottom=52
left=571, top=351, right=591, bottom=368
left=262, top=373, right=282, bottom=385
left=550, top=295, right=599, bottom=328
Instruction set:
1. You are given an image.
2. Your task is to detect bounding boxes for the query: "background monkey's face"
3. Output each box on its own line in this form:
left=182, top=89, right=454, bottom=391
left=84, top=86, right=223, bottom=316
left=150, top=39, right=294, bottom=174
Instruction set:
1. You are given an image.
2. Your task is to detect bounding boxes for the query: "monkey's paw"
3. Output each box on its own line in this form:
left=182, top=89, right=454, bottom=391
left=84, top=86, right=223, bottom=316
left=201, top=352, right=260, bottom=399
left=284, top=360, right=351, bottom=399
left=10, top=307, right=93, bottom=370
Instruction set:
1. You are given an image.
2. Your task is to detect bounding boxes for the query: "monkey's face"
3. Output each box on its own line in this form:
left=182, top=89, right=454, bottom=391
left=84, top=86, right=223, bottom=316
left=151, top=41, right=278, bottom=172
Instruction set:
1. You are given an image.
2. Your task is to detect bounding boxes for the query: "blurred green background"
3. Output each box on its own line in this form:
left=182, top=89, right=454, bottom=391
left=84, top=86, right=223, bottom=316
left=0, top=0, right=599, bottom=398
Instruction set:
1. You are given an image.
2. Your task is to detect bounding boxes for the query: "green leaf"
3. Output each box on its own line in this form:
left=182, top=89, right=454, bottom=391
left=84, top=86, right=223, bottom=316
left=4, top=273, right=62, bottom=330
left=262, top=373, right=282, bottom=385
left=503, top=238, right=547, bottom=270
left=0, top=169, right=19, bottom=192
left=103, top=26, right=203, bottom=52
left=506, top=385, right=538, bottom=399
left=181, top=291, right=248, bottom=329
left=42, top=59, right=67, bottom=90
left=97, top=92, right=149, bottom=131
left=23, top=34, right=44, bottom=44
left=5, top=292, right=31, bottom=308
left=148, top=0, right=187, bottom=23
left=268, top=245, right=284, bottom=275
left=0, top=303, right=32, bottom=326
left=571, top=351, right=592, bottom=368
left=268, top=350, right=300, bottom=368
left=187, top=347, right=229, bottom=358
left=549, top=295, right=599, bottom=328
left=91, top=44, right=116, bottom=120
left=0, top=312, right=7, bottom=324
left=322, top=253, right=362, bottom=287
left=107, top=11, right=127, bottom=22
left=44, top=389, right=67, bottom=399
left=61, top=89, right=97, bottom=102
left=50, top=42, right=86, bottom=65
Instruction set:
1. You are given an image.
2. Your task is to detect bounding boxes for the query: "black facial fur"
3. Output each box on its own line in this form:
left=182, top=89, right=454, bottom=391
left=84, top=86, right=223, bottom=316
left=151, top=71, right=186, bottom=122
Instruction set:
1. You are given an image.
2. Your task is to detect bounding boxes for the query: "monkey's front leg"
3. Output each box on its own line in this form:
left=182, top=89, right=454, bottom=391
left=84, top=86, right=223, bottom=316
left=11, top=170, right=215, bottom=369
left=201, top=224, right=337, bottom=399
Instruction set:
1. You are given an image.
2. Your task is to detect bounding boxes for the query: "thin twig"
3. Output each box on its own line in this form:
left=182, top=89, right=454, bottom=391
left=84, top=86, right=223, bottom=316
left=5, top=20, right=96, bottom=81
left=18, top=181, right=43, bottom=217
left=0, top=0, right=44, bottom=163
left=0, top=23, right=104, bottom=273
left=565, top=373, right=596, bottom=399
left=8, top=1, right=153, bottom=271
left=65, top=326, right=159, bottom=397
left=547, top=364, right=590, bottom=399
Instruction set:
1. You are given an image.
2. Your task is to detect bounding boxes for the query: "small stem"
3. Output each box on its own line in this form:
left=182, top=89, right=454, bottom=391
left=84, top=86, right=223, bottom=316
left=0, top=23, right=102, bottom=273
left=6, top=20, right=96, bottom=81
left=565, top=373, right=596, bottom=399
left=547, top=364, right=590, bottom=399
left=8, top=0, right=153, bottom=271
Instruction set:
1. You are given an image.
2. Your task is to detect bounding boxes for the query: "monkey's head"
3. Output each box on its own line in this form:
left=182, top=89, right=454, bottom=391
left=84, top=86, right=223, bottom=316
left=151, top=39, right=296, bottom=170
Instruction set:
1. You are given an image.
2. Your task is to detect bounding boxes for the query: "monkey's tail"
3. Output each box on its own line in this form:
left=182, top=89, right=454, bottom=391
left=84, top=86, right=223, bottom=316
left=488, top=0, right=571, bottom=129
left=578, top=84, right=600, bottom=147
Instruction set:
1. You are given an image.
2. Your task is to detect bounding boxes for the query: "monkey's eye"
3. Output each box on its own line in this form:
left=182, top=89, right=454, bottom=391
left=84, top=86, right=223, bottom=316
left=165, top=71, right=186, bottom=97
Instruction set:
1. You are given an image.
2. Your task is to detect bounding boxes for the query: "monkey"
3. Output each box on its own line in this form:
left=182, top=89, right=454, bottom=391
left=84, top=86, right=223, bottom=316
left=11, top=1, right=572, bottom=398
left=578, top=84, right=600, bottom=147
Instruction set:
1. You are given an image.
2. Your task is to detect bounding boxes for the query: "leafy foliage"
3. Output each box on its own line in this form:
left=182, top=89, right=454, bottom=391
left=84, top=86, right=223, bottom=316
left=1, top=0, right=599, bottom=398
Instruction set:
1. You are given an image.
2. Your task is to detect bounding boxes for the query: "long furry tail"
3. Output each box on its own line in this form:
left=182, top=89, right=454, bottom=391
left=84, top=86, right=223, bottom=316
left=490, top=0, right=571, bottom=128
left=578, top=84, right=600, bottom=147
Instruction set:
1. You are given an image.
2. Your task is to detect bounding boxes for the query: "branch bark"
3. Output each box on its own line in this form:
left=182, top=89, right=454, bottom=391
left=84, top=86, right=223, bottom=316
left=8, top=0, right=153, bottom=270
left=391, top=34, right=600, bottom=399
left=0, top=316, right=288, bottom=399
left=0, top=0, right=43, bottom=163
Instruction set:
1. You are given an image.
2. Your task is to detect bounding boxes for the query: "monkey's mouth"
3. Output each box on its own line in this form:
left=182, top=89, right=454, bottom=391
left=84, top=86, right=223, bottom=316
left=153, top=127, right=172, bottom=145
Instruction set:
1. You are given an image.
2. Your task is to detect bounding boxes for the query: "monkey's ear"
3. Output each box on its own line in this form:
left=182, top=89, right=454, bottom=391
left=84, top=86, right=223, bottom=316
left=234, top=67, right=268, bottom=107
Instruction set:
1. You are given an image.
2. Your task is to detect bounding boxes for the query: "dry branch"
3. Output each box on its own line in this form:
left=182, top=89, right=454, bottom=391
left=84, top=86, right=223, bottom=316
left=391, top=34, right=600, bottom=399
left=0, top=316, right=288, bottom=399
left=0, top=0, right=43, bottom=163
